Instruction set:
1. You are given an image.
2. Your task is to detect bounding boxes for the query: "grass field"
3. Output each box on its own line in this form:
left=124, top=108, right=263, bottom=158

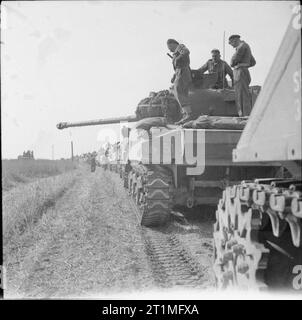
left=2, top=159, right=78, bottom=191
left=3, top=161, right=82, bottom=289
left=3, top=170, right=80, bottom=242
left=2, top=159, right=80, bottom=244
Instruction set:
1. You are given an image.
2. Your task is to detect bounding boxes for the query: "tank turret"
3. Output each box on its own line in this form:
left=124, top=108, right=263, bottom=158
left=57, top=73, right=261, bottom=132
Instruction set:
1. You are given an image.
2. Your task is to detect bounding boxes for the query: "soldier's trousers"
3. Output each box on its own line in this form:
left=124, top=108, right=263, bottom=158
left=173, top=67, right=192, bottom=112
left=234, top=67, right=252, bottom=116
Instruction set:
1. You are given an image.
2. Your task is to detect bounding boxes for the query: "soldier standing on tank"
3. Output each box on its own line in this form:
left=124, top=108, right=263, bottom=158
left=167, top=39, right=193, bottom=125
left=229, top=35, right=256, bottom=116
left=198, top=49, right=234, bottom=89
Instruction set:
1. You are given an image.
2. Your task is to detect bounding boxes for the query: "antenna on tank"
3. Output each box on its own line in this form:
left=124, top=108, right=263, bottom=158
left=222, top=30, right=226, bottom=90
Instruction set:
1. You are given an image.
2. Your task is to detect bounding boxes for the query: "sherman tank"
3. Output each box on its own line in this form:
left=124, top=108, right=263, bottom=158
left=213, top=20, right=302, bottom=290
left=57, top=72, right=281, bottom=229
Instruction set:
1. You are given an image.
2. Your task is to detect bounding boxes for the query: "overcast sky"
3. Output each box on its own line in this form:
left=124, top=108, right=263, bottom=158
left=1, top=0, right=298, bottom=159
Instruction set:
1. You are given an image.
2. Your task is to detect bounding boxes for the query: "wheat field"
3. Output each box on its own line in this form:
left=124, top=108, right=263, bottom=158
left=2, top=159, right=78, bottom=191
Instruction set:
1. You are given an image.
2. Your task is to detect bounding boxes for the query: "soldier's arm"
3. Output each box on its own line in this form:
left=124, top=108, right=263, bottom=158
left=235, top=63, right=250, bottom=68
left=224, top=62, right=234, bottom=86
left=249, top=54, right=256, bottom=67
left=230, top=42, right=247, bottom=67
left=198, top=62, right=209, bottom=74
left=178, top=44, right=190, bottom=56
left=224, top=62, right=233, bottom=79
left=171, top=73, right=176, bottom=83
left=174, top=44, right=190, bottom=62
left=235, top=50, right=255, bottom=68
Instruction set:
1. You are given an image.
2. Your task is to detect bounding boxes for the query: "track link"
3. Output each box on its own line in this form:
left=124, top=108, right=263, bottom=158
left=213, top=178, right=302, bottom=290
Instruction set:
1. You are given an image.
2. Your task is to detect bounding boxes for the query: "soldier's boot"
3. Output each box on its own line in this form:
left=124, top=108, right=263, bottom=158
left=175, top=106, right=194, bottom=125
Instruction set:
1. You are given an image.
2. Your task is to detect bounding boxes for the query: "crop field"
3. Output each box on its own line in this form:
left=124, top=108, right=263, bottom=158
left=3, top=164, right=214, bottom=298
left=2, top=159, right=78, bottom=191
left=3, top=160, right=80, bottom=270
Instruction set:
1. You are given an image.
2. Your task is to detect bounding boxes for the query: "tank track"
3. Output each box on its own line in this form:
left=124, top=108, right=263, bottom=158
left=142, top=228, right=206, bottom=288
left=213, top=178, right=302, bottom=290
left=126, top=184, right=208, bottom=288
left=127, top=164, right=173, bottom=227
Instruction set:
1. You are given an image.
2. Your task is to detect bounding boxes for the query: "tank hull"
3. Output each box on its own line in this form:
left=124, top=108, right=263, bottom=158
left=108, top=127, right=280, bottom=226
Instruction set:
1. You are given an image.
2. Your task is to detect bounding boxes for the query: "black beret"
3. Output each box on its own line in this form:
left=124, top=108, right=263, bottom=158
left=167, top=39, right=179, bottom=45
left=229, top=34, right=241, bottom=41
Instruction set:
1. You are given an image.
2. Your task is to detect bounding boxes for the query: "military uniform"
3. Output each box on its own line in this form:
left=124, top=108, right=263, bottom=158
left=199, top=59, right=233, bottom=89
left=230, top=41, right=256, bottom=116
left=171, top=44, right=192, bottom=116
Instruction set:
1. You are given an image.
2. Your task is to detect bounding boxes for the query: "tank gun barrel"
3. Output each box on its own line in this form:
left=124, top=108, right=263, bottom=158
left=56, top=115, right=137, bottom=130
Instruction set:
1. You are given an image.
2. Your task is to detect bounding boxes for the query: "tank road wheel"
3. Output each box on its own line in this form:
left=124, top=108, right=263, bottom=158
left=213, top=181, right=302, bottom=290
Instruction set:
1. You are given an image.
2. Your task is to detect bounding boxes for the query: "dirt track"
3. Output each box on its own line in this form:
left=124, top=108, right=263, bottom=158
left=4, top=166, right=214, bottom=298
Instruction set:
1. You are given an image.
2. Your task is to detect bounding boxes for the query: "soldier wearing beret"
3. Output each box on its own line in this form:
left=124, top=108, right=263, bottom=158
left=167, top=39, right=193, bottom=125
left=229, top=35, right=256, bottom=116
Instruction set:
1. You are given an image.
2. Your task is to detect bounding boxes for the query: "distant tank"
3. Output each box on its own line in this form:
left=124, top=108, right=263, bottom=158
left=57, top=72, right=280, bottom=228
left=213, top=21, right=302, bottom=290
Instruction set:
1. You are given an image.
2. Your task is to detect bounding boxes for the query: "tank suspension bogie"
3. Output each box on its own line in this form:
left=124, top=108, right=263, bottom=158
left=213, top=178, right=302, bottom=289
